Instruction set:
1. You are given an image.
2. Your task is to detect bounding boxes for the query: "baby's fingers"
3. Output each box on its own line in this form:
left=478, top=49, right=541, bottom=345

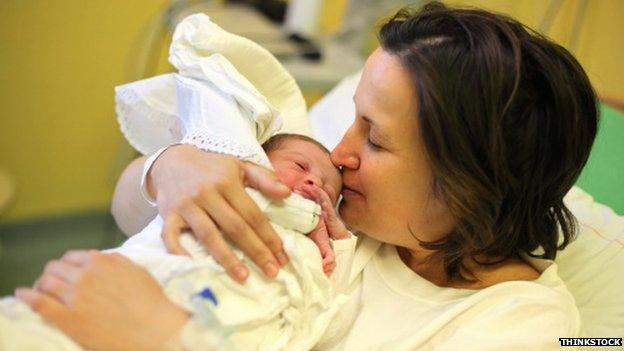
left=323, top=261, right=336, bottom=276
left=319, top=194, right=338, bottom=224
left=322, top=250, right=336, bottom=276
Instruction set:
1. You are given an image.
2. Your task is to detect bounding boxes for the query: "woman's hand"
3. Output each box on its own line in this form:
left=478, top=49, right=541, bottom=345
left=16, top=250, right=189, bottom=351
left=148, top=144, right=292, bottom=283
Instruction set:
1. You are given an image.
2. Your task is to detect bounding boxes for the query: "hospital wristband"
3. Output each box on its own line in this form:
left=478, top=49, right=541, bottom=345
left=140, top=144, right=179, bottom=208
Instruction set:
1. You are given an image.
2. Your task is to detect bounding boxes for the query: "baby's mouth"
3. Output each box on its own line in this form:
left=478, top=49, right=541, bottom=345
left=294, top=188, right=315, bottom=202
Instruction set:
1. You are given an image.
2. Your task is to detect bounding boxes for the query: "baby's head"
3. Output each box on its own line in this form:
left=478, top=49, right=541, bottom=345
left=262, top=134, right=342, bottom=205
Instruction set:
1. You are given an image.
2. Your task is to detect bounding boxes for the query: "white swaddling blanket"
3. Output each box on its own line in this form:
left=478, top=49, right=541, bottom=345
left=108, top=188, right=355, bottom=351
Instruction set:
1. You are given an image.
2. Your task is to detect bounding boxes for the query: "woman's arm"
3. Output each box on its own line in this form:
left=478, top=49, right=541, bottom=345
left=111, top=156, right=158, bottom=236
left=112, top=144, right=292, bottom=282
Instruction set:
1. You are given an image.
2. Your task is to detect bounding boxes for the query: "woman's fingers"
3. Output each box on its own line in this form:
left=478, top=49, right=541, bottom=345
left=42, top=259, right=81, bottom=284
left=15, top=287, right=66, bottom=322
left=162, top=213, right=191, bottom=256
left=201, top=195, right=280, bottom=278
left=225, top=184, right=289, bottom=266
left=242, top=161, right=291, bottom=199
left=59, top=250, right=106, bottom=267
left=33, top=274, right=73, bottom=305
left=180, top=205, right=249, bottom=283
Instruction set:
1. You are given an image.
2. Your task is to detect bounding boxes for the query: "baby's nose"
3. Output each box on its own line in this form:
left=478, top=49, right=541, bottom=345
left=304, top=174, right=322, bottom=187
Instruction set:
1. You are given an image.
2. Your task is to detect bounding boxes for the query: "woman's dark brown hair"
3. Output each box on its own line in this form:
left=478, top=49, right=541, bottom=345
left=379, top=2, right=598, bottom=279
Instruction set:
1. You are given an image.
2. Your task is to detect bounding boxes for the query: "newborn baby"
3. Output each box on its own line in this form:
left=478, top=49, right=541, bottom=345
left=262, top=133, right=350, bottom=274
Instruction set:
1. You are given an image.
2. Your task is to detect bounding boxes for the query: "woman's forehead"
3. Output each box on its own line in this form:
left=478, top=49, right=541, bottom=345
left=356, top=49, right=418, bottom=126
left=354, top=49, right=419, bottom=145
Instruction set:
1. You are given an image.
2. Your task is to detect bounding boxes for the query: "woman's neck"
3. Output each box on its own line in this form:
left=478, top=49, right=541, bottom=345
left=397, top=246, right=451, bottom=287
left=396, top=246, right=540, bottom=289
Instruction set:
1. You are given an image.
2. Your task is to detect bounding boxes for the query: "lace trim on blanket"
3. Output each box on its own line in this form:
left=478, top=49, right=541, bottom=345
left=181, top=130, right=271, bottom=168
left=116, top=86, right=183, bottom=155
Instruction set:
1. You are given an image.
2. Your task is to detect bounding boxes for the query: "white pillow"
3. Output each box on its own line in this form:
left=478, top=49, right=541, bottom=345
left=559, top=187, right=624, bottom=337
left=308, top=71, right=360, bottom=151
left=309, top=72, right=624, bottom=338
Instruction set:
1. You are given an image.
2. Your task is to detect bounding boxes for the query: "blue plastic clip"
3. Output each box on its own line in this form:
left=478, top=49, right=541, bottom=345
left=197, top=287, right=218, bottom=306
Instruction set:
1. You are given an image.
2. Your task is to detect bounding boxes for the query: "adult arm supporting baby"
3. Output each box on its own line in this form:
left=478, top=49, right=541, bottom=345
left=111, top=156, right=158, bottom=236
left=109, top=142, right=294, bottom=282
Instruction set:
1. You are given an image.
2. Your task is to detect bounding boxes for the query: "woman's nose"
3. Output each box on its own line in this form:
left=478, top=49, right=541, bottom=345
left=331, top=126, right=360, bottom=170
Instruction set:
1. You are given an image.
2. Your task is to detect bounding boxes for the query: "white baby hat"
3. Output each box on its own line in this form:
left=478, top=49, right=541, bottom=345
left=115, top=13, right=310, bottom=155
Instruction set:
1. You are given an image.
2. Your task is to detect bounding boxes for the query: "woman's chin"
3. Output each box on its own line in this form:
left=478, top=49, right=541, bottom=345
left=338, top=200, right=363, bottom=231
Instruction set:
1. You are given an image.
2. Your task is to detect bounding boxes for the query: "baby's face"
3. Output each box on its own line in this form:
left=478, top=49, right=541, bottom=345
left=267, top=139, right=342, bottom=205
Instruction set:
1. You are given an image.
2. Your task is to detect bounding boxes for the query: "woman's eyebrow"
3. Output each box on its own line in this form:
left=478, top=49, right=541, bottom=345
left=361, top=115, right=390, bottom=141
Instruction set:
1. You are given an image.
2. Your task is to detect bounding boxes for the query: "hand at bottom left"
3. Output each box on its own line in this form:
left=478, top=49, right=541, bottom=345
left=16, top=250, right=189, bottom=351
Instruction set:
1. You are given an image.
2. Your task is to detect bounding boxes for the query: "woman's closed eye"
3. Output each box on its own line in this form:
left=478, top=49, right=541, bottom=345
left=367, top=136, right=383, bottom=151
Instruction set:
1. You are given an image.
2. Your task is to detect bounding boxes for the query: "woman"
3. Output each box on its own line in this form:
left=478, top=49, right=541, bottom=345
left=17, top=3, right=597, bottom=350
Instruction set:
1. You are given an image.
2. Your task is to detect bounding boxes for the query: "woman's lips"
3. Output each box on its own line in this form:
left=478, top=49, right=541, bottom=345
left=341, top=185, right=362, bottom=198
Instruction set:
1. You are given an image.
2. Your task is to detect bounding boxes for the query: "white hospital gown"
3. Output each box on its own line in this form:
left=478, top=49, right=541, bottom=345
left=0, top=14, right=357, bottom=351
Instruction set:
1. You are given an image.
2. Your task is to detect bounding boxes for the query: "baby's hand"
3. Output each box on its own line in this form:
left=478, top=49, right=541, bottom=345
left=312, top=188, right=351, bottom=240
left=307, top=221, right=336, bottom=276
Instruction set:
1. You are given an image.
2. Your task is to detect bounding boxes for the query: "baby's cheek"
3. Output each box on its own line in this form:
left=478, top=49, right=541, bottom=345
left=274, top=169, right=301, bottom=189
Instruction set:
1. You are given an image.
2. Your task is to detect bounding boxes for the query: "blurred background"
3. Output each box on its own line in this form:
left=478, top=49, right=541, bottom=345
left=1, top=0, right=623, bottom=294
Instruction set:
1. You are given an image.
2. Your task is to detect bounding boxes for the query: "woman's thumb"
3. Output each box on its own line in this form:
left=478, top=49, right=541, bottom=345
left=242, top=162, right=291, bottom=198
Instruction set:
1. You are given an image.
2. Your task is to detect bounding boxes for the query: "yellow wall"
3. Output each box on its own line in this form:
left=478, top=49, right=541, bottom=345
left=1, top=0, right=622, bottom=223
left=0, top=1, right=172, bottom=222
left=444, top=0, right=624, bottom=101
left=323, top=0, right=624, bottom=100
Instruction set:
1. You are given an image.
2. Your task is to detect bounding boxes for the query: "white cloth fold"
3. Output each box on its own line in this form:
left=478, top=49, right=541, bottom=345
left=115, top=13, right=310, bottom=155
left=174, top=72, right=273, bottom=168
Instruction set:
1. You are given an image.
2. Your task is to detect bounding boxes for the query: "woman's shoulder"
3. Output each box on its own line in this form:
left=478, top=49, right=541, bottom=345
left=467, top=258, right=580, bottom=318
left=461, top=256, right=541, bottom=289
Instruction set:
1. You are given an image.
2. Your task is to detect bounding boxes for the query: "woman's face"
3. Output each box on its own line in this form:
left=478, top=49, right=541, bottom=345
left=331, top=49, right=455, bottom=250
